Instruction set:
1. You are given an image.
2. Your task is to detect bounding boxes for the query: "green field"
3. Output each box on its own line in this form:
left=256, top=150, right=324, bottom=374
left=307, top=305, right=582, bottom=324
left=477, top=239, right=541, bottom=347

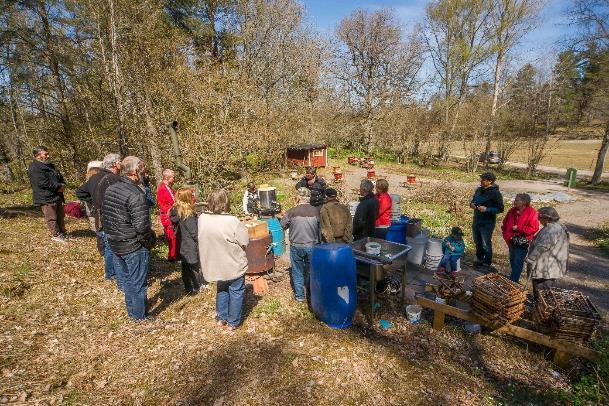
left=453, top=139, right=606, bottom=172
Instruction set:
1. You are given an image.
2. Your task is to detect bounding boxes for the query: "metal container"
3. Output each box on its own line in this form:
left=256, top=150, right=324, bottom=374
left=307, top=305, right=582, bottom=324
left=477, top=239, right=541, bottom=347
left=245, top=234, right=274, bottom=274
left=351, top=237, right=411, bottom=265
left=365, top=242, right=382, bottom=255
left=258, top=187, right=277, bottom=210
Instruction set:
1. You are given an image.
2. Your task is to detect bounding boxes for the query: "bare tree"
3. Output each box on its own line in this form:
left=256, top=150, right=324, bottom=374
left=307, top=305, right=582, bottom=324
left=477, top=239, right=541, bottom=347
left=424, top=0, right=494, bottom=160
left=570, top=0, right=609, bottom=184
left=485, top=0, right=541, bottom=161
left=335, top=8, right=423, bottom=153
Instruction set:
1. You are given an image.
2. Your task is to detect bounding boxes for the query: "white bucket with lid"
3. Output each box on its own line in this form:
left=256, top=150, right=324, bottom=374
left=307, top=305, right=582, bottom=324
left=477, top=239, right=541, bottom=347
left=406, top=305, right=422, bottom=323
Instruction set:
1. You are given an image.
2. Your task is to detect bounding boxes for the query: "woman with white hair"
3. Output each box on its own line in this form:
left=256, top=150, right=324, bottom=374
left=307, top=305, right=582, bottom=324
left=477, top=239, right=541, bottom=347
left=525, top=207, right=569, bottom=295
left=157, top=168, right=177, bottom=261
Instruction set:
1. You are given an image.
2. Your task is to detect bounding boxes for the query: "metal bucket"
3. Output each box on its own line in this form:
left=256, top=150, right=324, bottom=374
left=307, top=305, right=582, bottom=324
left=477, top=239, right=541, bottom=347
left=258, top=187, right=277, bottom=210
left=425, top=238, right=444, bottom=257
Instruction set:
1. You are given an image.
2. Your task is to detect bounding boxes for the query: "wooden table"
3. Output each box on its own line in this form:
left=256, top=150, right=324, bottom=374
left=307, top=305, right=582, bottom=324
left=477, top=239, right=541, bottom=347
left=416, top=296, right=600, bottom=367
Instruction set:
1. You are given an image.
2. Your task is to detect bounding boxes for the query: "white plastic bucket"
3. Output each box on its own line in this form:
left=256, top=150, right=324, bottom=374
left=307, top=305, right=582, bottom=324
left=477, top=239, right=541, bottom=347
left=425, top=238, right=444, bottom=257
left=406, top=230, right=429, bottom=265
left=406, top=305, right=422, bottom=323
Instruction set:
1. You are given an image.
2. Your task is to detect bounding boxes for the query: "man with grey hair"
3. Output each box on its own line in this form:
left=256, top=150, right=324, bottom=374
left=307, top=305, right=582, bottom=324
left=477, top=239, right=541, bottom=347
left=281, top=187, right=320, bottom=303
left=353, top=179, right=379, bottom=241
left=157, top=168, right=177, bottom=261
left=76, top=153, right=122, bottom=281
left=102, top=156, right=155, bottom=320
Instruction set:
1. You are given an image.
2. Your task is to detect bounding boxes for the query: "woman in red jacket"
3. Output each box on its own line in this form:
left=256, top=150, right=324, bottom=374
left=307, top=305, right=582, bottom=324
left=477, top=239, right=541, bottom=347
left=157, top=169, right=178, bottom=261
left=374, top=179, right=392, bottom=239
left=502, top=193, right=539, bottom=282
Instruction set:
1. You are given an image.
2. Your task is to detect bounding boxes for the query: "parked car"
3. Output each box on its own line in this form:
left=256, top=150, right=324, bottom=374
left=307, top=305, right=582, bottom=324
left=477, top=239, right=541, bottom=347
left=479, top=151, right=502, bottom=165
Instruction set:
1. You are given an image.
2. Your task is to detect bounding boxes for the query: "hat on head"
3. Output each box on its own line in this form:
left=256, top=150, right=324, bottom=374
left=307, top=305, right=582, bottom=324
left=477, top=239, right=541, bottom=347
left=325, top=188, right=337, bottom=198
left=538, top=207, right=560, bottom=222
left=480, top=172, right=496, bottom=182
left=297, top=187, right=311, bottom=198
left=451, top=226, right=464, bottom=237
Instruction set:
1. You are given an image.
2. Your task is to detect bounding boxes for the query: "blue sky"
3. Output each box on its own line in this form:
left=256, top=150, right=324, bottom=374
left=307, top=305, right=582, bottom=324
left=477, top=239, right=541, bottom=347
left=302, top=0, right=576, bottom=70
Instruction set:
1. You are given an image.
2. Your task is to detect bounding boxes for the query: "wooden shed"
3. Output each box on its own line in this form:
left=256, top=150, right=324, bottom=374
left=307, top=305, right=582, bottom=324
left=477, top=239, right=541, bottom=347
left=286, top=144, right=327, bottom=168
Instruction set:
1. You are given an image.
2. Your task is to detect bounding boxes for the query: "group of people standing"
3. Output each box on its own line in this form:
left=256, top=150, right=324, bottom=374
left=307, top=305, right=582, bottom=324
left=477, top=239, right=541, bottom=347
left=28, top=147, right=249, bottom=328
left=471, top=172, right=570, bottom=293
left=279, top=168, right=400, bottom=302
left=28, top=149, right=570, bottom=324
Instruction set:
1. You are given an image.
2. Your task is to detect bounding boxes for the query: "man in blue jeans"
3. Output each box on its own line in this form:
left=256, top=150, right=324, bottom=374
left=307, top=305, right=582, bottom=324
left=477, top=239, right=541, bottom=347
left=470, top=172, right=504, bottom=270
left=101, top=156, right=156, bottom=320
left=281, top=187, right=320, bottom=302
left=76, top=153, right=122, bottom=282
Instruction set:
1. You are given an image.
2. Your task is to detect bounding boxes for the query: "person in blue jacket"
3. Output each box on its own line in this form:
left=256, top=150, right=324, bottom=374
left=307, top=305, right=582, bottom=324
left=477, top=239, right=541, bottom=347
left=437, top=227, right=466, bottom=276
left=470, top=172, right=504, bottom=269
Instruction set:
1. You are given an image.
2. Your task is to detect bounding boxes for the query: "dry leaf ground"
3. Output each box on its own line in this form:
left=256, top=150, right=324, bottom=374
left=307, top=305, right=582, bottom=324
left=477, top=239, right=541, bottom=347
left=0, top=173, right=602, bottom=405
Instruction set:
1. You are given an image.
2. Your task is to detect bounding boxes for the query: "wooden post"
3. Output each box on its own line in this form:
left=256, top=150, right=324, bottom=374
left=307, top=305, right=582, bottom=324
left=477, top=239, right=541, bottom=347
left=432, top=309, right=446, bottom=331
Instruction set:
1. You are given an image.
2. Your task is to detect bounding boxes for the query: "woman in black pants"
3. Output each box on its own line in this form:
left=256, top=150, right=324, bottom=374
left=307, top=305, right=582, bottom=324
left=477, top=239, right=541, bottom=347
left=170, top=188, right=207, bottom=293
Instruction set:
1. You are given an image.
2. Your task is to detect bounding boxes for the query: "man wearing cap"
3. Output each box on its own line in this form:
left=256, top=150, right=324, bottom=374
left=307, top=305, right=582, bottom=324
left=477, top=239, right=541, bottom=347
left=319, top=188, right=352, bottom=243
left=280, top=187, right=320, bottom=302
left=470, top=172, right=504, bottom=269
left=525, top=207, right=569, bottom=295
left=295, top=166, right=327, bottom=207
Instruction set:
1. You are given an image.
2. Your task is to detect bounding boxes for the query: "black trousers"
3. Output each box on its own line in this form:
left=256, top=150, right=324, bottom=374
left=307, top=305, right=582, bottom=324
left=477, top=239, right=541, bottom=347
left=181, top=262, right=203, bottom=293
left=532, top=278, right=556, bottom=297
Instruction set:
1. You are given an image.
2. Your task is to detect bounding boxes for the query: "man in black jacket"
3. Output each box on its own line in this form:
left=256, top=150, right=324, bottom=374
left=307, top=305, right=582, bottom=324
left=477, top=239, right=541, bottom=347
left=295, top=166, right=327, bottom=207
left=27, top=146, right=67, bottom=243
left=470, top=172, right=504, bottom=269
left=102, top=156, right=156, bottom=320
left=353, top=179, right=379, bottom=241
left=76, top=153, right=122, bottom=280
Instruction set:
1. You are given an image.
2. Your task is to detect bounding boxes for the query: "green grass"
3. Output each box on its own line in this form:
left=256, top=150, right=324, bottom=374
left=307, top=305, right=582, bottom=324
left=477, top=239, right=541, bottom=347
left=577, top=180, right=609, bottom=192
left=251, top=297, right=281, bottom=317
left=557, top=336, right=609, bottom=405
left=590, top=223, right=609, bottom=254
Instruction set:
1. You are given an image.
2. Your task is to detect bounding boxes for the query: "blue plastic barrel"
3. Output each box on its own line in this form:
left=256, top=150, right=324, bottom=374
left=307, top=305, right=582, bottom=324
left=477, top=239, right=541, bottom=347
left=310, top=243, right=357, bottom=328
left=386, top=221, right=407, bottom=245
left=400, top=215, right=409, bottom=224
left=260, top=217, right=285, bottom=256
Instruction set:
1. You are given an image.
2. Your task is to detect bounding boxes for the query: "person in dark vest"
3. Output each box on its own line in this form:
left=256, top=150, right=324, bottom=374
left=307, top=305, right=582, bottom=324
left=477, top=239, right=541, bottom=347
left=470, top=172, right=504, bottom=270
left=353, top=179, right=379, bottom=241
left=242, top=182, right=259, bottom=215
left=320, top=188, right=352, bottom=243
left=28, top=146, right=67, bottom=243
left=102, top=156, right=156, bottom=320
left=295, top=166, right=327, bottom=207
left=75, top=153, right=122, bottom=281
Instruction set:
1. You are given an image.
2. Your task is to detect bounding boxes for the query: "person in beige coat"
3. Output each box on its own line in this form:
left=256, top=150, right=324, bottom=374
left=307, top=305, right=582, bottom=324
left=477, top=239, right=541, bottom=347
left=525, top=207, right=569, bottom=295
left=198, top=189, right=249, bottom=329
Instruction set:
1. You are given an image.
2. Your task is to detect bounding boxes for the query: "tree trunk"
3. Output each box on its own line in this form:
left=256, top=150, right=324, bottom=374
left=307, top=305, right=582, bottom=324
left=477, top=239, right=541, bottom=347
left=107, top=0, right=129, bottom=156
left=591, top=122, right=609, bottom=185
left=0, top=144, right=14, bottom=183
left=486, top=51, right=504, bottom=164
left=38, top=0, right=77, bottom=167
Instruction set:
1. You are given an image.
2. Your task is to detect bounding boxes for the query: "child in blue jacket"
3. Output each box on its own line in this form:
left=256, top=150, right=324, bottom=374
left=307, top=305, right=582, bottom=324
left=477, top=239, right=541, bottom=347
left=437, top=226, right=466, bottom=276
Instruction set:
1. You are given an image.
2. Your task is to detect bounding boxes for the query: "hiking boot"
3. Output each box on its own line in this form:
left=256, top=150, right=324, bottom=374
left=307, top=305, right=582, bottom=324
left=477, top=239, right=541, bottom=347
left=51, top=234, right=68, bottom=244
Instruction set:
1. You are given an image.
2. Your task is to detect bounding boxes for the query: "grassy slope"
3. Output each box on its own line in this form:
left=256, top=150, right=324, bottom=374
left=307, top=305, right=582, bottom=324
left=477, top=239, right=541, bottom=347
left=0, top=175, right=601, bottom=405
